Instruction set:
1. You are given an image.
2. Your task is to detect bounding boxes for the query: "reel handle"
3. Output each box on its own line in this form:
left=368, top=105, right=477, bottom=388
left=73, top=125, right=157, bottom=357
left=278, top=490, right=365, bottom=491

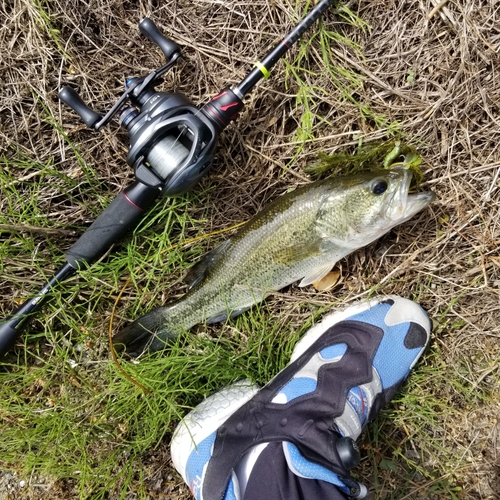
left=139, top=18, right=180, bottom=60
left=59, top=87, right=102, bottom=129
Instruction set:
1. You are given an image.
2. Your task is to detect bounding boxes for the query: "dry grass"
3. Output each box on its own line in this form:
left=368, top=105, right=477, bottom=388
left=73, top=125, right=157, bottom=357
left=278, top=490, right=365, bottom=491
left=1, top=0, right=499, bottom=499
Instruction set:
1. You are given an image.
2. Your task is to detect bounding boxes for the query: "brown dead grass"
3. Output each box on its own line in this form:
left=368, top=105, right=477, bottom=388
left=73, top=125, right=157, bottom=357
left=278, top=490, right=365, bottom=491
left=1, top=0, right=499, bottom=499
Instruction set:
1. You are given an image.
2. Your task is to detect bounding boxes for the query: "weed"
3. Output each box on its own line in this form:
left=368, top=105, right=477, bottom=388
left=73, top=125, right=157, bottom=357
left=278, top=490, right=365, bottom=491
left=284, top=3, right=397, bottom=156
left=27, top=0, right=69, bottom=59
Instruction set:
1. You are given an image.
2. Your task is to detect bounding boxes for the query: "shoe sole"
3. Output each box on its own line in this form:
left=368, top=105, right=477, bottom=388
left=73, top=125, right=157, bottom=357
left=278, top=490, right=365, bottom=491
left=171, top=380, right=259, bottom=484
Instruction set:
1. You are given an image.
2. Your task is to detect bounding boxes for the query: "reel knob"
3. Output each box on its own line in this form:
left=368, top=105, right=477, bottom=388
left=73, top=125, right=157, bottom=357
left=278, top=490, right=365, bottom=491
left=139, top=18, right=180, bottom=60
left=59, top=87, right=102, bottom=129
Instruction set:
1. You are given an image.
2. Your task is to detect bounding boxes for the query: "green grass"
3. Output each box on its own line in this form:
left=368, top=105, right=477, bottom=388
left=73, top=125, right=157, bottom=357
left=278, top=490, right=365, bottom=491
left=0, top=247, right=307, bottom=499
left=1, top=333, right=272, bottom=497
left=28, top=0, right=70, bottom=59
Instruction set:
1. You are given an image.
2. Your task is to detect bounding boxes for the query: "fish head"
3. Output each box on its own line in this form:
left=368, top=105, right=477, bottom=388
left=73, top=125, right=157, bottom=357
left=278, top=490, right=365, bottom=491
left=319, top=167, right=435, bottom=245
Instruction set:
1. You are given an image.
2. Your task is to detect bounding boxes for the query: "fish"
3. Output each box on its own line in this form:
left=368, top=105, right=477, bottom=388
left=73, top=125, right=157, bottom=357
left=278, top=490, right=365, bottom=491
left=113, top=167, right=434, bottom=356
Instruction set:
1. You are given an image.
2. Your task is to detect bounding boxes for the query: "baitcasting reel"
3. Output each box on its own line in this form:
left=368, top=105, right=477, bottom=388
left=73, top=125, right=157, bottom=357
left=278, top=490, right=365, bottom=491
left=0, top=0, right=339, bottom=357
left=60, top=18, right=244, bottom=199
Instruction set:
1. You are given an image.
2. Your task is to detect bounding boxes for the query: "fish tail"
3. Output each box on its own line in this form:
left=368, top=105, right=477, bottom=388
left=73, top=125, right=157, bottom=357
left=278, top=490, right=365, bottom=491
left=112, top=306, right=180, bottom=357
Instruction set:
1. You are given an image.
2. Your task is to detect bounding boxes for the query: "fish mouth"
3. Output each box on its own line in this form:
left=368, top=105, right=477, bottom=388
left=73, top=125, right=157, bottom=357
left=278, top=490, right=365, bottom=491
left=386, top=168, right=435, bottom=222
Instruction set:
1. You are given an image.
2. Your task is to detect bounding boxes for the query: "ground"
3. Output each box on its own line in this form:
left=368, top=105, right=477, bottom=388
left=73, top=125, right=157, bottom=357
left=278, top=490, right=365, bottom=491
left=0, top=0, right=499, bottom=499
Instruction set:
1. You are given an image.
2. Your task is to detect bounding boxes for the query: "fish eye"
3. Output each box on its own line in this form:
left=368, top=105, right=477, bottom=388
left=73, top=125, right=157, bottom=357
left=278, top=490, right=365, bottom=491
left=371, top=179, right=388, bottom=195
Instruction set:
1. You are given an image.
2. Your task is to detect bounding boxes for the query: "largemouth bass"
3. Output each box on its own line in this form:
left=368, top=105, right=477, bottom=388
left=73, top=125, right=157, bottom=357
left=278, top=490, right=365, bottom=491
left=113, top=167, right=434, bottom=356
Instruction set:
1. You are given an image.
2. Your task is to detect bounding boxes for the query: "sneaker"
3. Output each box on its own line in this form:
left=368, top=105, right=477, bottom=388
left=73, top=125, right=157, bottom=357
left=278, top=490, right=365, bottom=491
left=171, top=295, right=431, bottom=500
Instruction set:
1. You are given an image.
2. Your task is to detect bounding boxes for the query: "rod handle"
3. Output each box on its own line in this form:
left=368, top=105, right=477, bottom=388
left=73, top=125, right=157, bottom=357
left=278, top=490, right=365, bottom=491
left=0, top=290, right=46, bottom=357
left=0, top=321, right=24, bottom=358
left=65, top=180, right=161, bottom=269
left=0, top=263, right=76, bottom=357
left=0, top=299, right=44, bottom=357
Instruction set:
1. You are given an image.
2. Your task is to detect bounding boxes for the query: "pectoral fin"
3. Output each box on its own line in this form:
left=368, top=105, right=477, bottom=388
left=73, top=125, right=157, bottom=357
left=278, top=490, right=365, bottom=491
left=273, top=240, right=324, bottom=265
left=185, top=239, right=232, bottom=290
left=299, top=262, right=334, bottom=287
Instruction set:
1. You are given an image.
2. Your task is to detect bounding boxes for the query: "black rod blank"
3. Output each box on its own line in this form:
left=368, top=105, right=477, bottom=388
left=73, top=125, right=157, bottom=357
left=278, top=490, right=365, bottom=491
left=234, top=0, right=338, bottom=97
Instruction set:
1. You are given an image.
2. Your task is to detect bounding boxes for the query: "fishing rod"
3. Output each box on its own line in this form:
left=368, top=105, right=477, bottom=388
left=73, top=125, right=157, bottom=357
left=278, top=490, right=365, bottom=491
left=0, top=0, right=339, bottom=357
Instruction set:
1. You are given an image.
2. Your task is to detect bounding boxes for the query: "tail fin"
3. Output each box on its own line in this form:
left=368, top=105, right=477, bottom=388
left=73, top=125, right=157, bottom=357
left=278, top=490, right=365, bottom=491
left=112, top=307, right=179, bottom=357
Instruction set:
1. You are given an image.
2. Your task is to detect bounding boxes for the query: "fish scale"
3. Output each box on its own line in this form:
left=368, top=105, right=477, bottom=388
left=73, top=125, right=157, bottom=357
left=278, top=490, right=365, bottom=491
left=113, top=168, right=434, bottom=356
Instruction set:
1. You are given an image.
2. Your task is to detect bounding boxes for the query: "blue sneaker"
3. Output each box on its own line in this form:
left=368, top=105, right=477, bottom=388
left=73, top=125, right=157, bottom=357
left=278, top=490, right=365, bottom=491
left=171, top=296, right=431, bottom=500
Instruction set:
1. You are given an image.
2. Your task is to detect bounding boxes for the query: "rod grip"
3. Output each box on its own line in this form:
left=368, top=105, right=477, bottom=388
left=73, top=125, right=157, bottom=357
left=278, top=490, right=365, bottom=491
left=0, top=180, right=159, bottom=356
left=66, top=181, right=161, bottom=269
left=0, top=263, right=76, bottom=357
left=0, top=289, right=48, bottom=357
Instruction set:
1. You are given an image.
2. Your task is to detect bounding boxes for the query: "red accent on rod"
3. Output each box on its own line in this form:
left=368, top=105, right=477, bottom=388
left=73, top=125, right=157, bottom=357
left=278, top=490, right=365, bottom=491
left=122, top=191, right=144, bottom=211
left=205, top=105, right=225, bottom=125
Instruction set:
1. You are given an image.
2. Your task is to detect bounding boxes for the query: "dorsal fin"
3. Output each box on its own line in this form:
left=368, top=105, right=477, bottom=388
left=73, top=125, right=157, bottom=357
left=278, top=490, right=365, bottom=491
left=184, top=239, right=232, bottom=290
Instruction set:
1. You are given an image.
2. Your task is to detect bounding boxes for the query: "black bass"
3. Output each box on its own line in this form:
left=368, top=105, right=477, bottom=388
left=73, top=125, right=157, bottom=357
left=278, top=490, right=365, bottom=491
left=113, top=167, right=434, bottom=356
